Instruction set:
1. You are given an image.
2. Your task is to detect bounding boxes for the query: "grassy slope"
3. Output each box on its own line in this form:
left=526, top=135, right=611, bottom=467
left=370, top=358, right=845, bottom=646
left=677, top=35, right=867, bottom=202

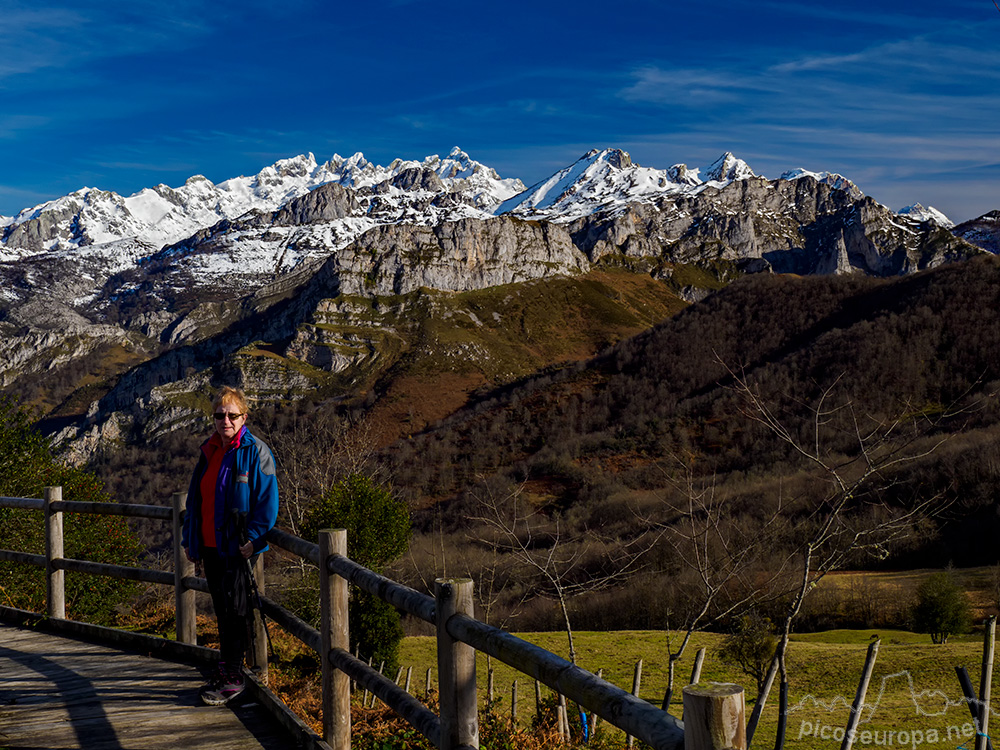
left=399, top=627, right=989, bottom=749
left=359, top=267, right=688, bottom=446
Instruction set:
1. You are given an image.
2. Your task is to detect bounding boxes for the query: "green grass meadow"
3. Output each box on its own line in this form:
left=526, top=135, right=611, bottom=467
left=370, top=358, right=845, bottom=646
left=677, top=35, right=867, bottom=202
left=400, top=628, right=993, bottom=749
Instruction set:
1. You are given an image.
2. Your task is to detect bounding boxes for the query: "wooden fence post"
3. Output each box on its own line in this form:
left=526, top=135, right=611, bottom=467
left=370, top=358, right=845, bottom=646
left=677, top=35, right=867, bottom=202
left=627, top=659, right=643, bottom=748
left=842, top=638, right=880, bottom=750
left=690, top=647, right=706, bottom=686
left=436, top=577, right=479, bottom=750
left=746, top=653, right=779, bottom=747
left=321, top=529, right=350, bottom=750
left=589, top=668, right=603, bottom=737
left=978, top=616, right=997, bottom=750
left=172, top=492, right=196, bottom=645
left=44, top=486, right=65, bottom=619
left=683, top=683, right=746, bottom=750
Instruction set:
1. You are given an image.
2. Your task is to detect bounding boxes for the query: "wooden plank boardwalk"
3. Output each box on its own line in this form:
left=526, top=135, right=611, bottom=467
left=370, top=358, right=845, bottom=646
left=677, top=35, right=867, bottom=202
left=0, top=624, right=298, bottom=750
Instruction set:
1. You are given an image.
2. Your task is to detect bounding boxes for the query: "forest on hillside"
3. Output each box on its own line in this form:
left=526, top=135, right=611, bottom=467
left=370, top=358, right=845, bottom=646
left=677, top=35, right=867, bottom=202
left=91, top=256, right=1000, bottom=636
left=381, top=256, right=1000, bottom=632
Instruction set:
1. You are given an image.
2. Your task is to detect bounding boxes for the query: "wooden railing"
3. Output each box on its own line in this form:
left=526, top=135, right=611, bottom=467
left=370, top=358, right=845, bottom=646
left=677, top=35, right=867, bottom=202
left=0, top=487, right=705, bottom=750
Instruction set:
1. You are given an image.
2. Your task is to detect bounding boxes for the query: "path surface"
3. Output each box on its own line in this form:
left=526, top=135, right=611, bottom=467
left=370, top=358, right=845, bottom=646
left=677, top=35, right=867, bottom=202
left=0, top=623, right=295, bottom=750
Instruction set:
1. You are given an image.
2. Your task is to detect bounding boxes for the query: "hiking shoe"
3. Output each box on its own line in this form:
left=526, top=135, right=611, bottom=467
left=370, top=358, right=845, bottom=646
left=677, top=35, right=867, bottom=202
left=199, top=666, right=245, bottom=706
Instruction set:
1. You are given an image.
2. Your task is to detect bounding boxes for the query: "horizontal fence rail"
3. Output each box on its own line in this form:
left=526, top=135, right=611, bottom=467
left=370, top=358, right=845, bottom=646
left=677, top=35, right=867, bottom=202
left=0, top=488, right=694, bottom=750
left=49, top=500, right=174, bottom=519
left=0, top=496, right=44, bottom=510
left=327, top=553, right=436, bottom=624
left=330, top=647, right=443, bottom=747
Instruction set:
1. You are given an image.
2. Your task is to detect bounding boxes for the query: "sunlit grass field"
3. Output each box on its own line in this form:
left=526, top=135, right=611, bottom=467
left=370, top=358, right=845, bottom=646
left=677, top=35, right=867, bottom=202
left=400, top=627, right=994, bottom=749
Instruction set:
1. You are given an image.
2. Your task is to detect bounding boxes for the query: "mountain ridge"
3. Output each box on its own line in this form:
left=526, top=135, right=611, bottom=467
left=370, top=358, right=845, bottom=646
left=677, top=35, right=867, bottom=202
left=0, top=145, right=996, bottom=464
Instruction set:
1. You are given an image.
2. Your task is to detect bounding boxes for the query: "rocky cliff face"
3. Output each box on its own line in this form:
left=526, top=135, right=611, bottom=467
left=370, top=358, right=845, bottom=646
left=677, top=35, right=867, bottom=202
left=567, top=176, right=977, bottom=276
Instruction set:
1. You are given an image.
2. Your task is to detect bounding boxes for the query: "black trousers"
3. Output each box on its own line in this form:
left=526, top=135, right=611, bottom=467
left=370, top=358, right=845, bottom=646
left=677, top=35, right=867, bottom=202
left=202, top=548, right=257, bottom=669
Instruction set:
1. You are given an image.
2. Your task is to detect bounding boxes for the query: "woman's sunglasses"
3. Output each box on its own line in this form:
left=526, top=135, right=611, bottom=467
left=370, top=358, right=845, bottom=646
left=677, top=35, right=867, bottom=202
left=213, top=412, right=244, bottom=422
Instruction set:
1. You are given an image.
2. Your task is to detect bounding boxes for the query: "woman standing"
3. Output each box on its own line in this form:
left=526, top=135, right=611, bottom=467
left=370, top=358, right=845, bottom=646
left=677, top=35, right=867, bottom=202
left=182, top=386, right=279, bottom=706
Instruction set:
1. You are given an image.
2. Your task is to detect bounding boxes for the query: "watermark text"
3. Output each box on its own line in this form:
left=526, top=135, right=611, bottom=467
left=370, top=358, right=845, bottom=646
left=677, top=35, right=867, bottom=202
left=797, top=720, right=979, bottom=748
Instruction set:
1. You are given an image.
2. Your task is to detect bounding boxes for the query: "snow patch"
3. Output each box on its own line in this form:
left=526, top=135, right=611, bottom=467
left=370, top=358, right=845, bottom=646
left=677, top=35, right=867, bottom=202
left=898, top=203, right=954, bottom=229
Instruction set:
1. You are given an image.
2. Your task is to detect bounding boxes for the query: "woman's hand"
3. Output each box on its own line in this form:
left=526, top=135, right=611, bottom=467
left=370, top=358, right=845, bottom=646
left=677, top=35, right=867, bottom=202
left=240, top=540, right=253, bottom=559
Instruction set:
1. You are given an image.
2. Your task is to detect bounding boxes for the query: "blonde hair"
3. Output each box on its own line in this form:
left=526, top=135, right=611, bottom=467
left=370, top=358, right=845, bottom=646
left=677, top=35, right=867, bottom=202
left=212, top=386, right=249, bottom=415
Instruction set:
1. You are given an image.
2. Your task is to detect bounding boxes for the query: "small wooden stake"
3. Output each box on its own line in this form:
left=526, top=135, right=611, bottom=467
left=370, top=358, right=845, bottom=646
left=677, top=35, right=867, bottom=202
left=558, top=693, right=569, bottom=740
left=628, top=659, right=644, bottom=748
left=589, top=668, right=603, bottom=737
left=690, top=647, right=706, bottom=686
left=979, top=616, right=997, bottom=750
left=842, top=638, right=880, bottom=750
left=746, top=653, right=779, bottom=748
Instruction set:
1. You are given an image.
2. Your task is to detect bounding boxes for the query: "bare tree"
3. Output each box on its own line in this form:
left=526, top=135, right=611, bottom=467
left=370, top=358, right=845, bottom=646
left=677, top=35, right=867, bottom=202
left=472, top=478, right=653, bottom=665
left=726, top=365, right=955, bottom=748
left=646, top=457, right=786, bottom=710
left=264, top=407, right=384, bottom=539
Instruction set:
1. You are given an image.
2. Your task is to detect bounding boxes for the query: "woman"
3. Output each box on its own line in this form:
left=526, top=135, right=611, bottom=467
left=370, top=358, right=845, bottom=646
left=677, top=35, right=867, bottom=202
left=182, top=386, right=279, bottom=706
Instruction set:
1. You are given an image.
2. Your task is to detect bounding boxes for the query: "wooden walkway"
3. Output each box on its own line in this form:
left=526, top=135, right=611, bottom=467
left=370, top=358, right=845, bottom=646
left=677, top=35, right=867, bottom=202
left=0, top=624, right=298, bottom=750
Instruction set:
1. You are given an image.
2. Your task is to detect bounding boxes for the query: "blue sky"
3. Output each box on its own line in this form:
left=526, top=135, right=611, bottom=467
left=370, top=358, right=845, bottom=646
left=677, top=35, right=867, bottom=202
left=1, top=0, right=998, bottom=223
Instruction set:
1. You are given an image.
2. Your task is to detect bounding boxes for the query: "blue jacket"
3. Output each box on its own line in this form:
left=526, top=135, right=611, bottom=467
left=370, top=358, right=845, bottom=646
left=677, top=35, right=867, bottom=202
left=182, top=426, right=279, bottom=560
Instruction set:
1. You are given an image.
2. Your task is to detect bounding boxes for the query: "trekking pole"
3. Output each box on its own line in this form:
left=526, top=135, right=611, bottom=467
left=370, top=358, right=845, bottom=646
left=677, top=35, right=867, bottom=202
left=235, top=511, right=273, bottom=657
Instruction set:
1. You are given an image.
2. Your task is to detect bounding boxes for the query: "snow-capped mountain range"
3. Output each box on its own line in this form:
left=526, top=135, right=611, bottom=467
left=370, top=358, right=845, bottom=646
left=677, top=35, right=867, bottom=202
left=0, top=144, right=981, bottom=333
left=3, top=144, right=990, bottom=463
left=0, top=147, right=523, bottom=266
left=0, top=145, right=951, bottom=273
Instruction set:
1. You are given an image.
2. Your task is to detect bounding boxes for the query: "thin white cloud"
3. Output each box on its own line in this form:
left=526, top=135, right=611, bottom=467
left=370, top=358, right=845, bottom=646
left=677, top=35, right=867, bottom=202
left=620, top=67, right=776, bottom=105
left=0, top=1, right=212, bottom=82
left=0, top=115, right=50, bottom=139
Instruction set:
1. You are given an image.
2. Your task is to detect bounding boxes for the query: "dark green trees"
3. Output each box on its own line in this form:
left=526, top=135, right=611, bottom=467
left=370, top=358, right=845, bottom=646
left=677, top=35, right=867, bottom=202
left=0, top=397, right=143, bottom=624
left=302, top=473, right=411, bottom=669
left=912, top=571, right=972, bottom=644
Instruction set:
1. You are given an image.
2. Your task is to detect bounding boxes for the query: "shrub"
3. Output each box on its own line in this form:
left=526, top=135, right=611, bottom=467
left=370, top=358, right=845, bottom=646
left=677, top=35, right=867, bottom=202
left=302, top=474, right=411, bottom=669
left=912, top=570, right=972, bottom=644
left=716, top=611, right=777, bottom=695
left=0, top=396, right=143, bottom=624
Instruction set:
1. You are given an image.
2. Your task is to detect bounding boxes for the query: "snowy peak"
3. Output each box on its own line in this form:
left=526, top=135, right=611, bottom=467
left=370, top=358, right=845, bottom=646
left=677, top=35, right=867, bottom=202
left=704, top=152, right=756, bottom=183
left=426, top=147, right=479, bottom=180
left=781, top=168, right=864, bottom=200
left=668, top=163, right=701, bottom=186
left=422, top=147, right=525, bottom=207
left=898, top=203, right=954, bottom=229
left=496, top=148, right=677, bottom=220
left=496, top=149, right=765, bottom=221
left=318, top=147, right=522, bottom=202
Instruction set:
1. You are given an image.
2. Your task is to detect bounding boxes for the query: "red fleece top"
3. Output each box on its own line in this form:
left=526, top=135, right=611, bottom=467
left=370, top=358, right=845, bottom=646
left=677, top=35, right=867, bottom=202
left=199, top=436, right=226, bottom=548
